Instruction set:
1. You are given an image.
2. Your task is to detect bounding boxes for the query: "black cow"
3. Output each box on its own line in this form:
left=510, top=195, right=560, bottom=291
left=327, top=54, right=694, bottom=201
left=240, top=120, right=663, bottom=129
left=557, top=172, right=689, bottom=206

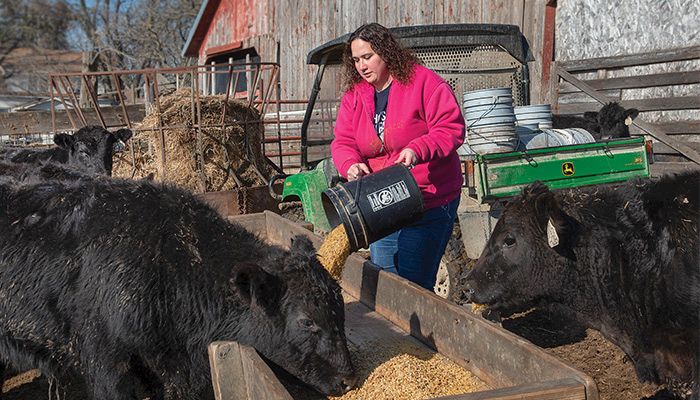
left=0, top=177, right=356, bottom=399
left=0, top=125, right=132, bottom=175
left=0, top=160, right=89, bottom=182
left=552, top=102, right=639, bottom=140
left=464, top=173, right=699, bottom=396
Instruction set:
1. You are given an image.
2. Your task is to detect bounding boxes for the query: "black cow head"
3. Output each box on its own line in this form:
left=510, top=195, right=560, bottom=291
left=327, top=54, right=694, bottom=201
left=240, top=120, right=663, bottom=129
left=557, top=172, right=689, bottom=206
left=592, top=102, right=639, bottom=140
left=230, top=235, right=356, bottom=396
left=53, top=126, right=132, bottom=175
left=465, top=182, right=580, bottom=316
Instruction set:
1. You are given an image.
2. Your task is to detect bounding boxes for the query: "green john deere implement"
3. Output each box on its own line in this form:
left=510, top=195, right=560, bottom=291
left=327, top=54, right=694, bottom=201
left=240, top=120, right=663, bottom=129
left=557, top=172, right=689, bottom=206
left=473, top=136, right=651, bottom=201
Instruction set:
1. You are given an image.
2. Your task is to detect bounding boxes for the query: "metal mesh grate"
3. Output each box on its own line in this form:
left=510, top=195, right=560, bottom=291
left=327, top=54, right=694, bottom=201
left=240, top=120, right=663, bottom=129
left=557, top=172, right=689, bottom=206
left=414, top=45, right=527, bottom=106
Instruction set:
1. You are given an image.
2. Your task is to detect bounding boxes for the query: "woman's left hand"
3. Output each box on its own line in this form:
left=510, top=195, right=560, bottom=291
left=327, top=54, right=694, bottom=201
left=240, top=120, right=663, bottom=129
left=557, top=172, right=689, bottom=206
left=395, top=148, right=418, bottom=168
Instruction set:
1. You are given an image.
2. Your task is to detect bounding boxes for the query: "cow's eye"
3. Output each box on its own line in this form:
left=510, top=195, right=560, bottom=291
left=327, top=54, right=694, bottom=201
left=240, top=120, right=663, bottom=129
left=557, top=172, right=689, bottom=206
left=298, top=318, right=317, bottom=331
left=503, top=236, right=516, bottom=247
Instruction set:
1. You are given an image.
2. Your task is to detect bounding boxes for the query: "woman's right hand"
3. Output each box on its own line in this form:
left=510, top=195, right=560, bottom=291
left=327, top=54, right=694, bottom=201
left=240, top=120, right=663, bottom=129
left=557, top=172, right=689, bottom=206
left=346, top=163, right=370, bottom=181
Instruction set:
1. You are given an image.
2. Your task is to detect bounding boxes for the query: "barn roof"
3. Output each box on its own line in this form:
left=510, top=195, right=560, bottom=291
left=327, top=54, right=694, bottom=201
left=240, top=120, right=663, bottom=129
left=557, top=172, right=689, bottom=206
left=306, top=24, right=534, bottom=65
left=181, top=0, right=218, bottom=58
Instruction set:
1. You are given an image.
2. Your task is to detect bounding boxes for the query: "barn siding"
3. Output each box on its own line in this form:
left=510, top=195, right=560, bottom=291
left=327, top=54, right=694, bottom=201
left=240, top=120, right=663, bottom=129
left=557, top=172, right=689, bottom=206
left=192, top=0, right=550, bottom=106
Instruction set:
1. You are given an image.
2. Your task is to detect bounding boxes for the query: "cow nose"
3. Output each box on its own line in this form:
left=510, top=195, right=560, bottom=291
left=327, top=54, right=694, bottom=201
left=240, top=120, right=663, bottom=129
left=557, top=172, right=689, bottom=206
left=341, top=375, right=358, bottom=392
left=463, top=284, right=476, bottom=302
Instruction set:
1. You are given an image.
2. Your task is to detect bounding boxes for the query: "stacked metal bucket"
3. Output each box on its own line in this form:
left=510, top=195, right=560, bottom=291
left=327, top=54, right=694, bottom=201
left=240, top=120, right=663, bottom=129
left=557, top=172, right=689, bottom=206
left=524, top=128, right=596, bottom=149
left=456, top=89, right=596, bottom=155
left=514, top=104, right=553, bottom=150
left=513, top=104, right=596, bottom=150
left=514, top=104, right=553, bottom=130
left=462, top=87, right=518, bottom=155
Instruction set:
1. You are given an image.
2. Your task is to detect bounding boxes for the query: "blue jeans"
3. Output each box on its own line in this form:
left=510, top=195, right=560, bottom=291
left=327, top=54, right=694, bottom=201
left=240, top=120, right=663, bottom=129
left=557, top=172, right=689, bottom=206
left=369, top=197, right=459, bottom=290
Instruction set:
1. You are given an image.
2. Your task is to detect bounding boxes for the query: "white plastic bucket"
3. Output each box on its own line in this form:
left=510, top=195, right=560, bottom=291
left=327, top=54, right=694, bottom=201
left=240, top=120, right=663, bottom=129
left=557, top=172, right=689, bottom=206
left=462, top=87, right=513, bottom=108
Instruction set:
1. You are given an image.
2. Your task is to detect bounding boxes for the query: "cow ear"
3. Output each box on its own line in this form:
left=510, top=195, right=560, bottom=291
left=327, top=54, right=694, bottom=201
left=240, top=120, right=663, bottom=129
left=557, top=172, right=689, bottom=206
left=535, top=191, right=579, bottom=260
left=54, top=133, right=75, bottom=149
left=283, top=235, right=317, bottom=273
left=113, top=128, right=133, bottom=142
left=528, top=182, right=554, bottom=225
left=624, top=109, right=639, bottom=126
left=290, top=235, right=315, bottom=256
left=231, top=264, right=286, bottom=315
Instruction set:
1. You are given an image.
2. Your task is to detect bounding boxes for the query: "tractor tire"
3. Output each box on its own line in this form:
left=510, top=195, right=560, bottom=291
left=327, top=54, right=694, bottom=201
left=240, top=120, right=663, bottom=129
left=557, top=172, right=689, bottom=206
left=434, top=222, right=472, bottom=302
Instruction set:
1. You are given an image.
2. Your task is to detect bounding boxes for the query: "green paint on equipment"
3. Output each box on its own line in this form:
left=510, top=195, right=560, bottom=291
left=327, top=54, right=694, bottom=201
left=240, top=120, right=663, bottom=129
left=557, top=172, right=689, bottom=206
left=475, top=137, right=651, bottom=200
left=280, top=161, right=333, bottom=232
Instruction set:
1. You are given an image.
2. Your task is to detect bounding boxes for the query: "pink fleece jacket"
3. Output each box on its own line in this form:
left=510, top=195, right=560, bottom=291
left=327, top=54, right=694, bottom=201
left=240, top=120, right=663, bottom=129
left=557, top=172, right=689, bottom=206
left=331, top=64, right=465, bottom=209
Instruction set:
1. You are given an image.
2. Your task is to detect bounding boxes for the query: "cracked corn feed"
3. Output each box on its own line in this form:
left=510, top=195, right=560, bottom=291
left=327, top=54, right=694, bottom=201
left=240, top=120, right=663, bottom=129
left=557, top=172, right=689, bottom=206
left=331, top=340, right=488, bottom=400
left=317, top=224, right=351, bottom=281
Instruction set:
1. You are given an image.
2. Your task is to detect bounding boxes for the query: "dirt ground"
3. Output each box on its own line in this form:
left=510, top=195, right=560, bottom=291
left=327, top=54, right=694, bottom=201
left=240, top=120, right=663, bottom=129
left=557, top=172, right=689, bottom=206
left=498, top=307, right=687, bottom=400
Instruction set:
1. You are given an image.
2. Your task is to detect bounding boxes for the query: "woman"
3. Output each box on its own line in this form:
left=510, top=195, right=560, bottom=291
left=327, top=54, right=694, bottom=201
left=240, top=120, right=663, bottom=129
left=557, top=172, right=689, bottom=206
left=331, top=23, right=465, bottom=290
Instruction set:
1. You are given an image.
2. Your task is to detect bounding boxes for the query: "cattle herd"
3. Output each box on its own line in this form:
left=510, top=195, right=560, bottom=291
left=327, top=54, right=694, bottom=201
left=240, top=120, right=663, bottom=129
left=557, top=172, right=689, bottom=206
left=0, top=119, right=697, bottom=400
left=0, top=126, right=357, bottom=399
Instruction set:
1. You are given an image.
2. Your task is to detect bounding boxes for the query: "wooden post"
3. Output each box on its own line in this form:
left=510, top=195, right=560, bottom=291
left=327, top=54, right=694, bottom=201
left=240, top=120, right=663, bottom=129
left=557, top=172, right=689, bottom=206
left=209, top=341, right=249, bottom=400
left=246, top=53, right=252, bottom=102
left=79, top=51, right=91, bottom=108
left=210, top=61, right=216, bottom=95
left=229, top=57, right=235, bottom=95
left=208, top=341, right=294, bottom=400
left=540, top=1, right=557, bottom=104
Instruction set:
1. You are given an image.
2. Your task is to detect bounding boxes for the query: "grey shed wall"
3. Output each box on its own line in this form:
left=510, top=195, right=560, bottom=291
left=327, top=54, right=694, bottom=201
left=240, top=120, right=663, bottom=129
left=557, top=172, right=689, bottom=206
left=555, top=0, right=700, bottom=123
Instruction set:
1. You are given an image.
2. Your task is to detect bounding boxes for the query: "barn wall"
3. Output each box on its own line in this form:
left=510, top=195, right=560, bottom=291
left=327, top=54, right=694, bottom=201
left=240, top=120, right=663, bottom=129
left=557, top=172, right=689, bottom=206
left=199, top=0, right=272, bottom=57
left=194, top=0, right=549, bottom=106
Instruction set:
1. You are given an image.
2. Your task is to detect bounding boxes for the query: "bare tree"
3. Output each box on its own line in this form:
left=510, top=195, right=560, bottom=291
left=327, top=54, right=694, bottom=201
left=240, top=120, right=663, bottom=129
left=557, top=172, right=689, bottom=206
left=71, top=0, right=201, bottom=104
left=71, top=0, right=200, bottom=71
left=0, top=0, right=201, bottom=97
left=0, top=0, right=73, bottom=91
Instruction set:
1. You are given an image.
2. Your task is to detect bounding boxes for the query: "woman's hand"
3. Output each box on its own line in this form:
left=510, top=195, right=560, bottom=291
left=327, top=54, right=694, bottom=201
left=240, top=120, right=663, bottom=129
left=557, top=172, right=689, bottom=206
left=395, top=148, right=418, bottom=168
left=346, top=163, right=370, bottom=181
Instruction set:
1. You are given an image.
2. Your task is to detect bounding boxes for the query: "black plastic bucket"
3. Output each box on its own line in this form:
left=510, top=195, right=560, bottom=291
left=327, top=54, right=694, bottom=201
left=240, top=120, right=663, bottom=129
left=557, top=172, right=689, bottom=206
left=322, top=164, right=424, bottom=251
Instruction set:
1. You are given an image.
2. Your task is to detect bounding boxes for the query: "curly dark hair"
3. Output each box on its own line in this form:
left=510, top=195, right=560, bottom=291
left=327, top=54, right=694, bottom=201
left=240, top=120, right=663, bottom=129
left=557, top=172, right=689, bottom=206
left=341, top=23, right=420, bottom=91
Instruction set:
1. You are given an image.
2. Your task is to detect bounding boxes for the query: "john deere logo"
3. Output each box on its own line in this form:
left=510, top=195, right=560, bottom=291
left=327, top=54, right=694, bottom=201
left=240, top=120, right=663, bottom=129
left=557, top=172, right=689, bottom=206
left=562, top=162, right=575, bottom=176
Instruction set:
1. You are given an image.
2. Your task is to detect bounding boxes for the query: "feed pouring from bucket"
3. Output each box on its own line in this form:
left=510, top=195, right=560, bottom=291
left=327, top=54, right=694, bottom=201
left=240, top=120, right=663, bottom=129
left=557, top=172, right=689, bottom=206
left=317, top=165, right=425, bottom=279
left=317, top=224, right=351, bottom=280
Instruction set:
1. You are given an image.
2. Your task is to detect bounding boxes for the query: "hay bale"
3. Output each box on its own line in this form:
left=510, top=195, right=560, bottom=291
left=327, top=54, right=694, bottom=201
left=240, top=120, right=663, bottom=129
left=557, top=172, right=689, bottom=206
left=113, top=88, right=274, bottom=193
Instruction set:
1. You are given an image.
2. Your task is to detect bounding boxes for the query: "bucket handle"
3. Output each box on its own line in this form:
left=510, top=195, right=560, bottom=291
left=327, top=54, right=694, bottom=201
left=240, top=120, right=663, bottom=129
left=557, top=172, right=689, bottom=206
left=348, top=176, right=362, bottom=214
left=466, top=94, right=505, bottom=130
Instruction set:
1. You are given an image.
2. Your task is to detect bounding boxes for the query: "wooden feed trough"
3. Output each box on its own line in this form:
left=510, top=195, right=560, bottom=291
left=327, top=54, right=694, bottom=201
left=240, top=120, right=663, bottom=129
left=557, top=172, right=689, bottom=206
left=209, top=211, right=599, bottom=400
left=195, top=184, right=282, bottom=217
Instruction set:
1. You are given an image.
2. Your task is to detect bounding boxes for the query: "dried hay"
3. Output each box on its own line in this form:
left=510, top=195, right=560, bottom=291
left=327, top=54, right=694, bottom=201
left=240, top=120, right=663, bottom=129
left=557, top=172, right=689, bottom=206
left=113, top=88, right=274, bottom=193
